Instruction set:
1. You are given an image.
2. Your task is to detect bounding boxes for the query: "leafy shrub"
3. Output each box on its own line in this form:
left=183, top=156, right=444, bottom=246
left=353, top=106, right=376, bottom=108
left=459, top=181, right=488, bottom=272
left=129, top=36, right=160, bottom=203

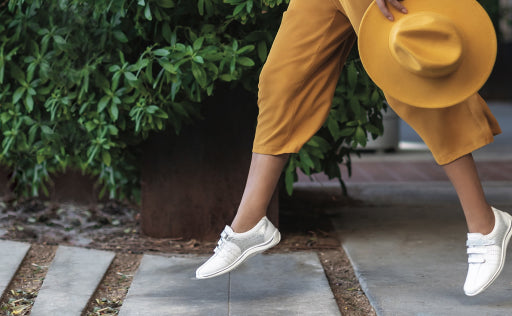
left=0, top=0, right=385, bottom=201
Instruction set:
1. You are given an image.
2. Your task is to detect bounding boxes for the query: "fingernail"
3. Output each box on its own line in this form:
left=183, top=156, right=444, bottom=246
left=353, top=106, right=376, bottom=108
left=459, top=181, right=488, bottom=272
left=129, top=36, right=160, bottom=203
left=402, top=8, right=408, bottom=13
left=388, top=16, right=394, bottom=21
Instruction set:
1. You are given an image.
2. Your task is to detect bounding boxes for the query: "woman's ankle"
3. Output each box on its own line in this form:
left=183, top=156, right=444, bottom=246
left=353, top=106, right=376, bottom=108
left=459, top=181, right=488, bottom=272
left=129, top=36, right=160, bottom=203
left=231, top=212, right=266, bottom=233
left=467, top=206, right=495, bottom=235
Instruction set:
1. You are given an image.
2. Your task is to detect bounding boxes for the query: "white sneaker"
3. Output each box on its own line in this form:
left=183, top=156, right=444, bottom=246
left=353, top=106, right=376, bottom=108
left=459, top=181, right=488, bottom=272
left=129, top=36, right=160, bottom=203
left=464, top=207, right=512, bottom=296
left=196, top=216, right=281, bottom=279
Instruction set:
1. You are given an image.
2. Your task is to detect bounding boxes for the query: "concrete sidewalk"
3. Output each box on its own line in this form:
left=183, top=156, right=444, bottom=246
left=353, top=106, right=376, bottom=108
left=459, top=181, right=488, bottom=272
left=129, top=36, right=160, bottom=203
left=327, top=183, right=512, bottom=316
left=294, top=102, right=512, bottom=315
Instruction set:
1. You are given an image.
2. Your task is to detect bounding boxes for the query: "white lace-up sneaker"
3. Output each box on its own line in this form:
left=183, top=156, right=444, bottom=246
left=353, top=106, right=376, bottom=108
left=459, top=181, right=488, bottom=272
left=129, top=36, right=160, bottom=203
left=196, top=216, right=281, bottom=279
left=464, top=207, right=512, bottom=296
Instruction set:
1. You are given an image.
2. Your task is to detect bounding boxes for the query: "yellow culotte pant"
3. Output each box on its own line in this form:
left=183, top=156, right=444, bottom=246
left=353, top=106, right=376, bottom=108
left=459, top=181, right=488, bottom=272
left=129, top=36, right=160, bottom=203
left=252, top=0, right=501, bottom=165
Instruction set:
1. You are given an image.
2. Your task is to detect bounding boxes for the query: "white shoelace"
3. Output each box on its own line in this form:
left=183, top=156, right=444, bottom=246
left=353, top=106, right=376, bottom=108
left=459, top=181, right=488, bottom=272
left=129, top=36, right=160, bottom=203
left=214, top=231, right=229, bottom=253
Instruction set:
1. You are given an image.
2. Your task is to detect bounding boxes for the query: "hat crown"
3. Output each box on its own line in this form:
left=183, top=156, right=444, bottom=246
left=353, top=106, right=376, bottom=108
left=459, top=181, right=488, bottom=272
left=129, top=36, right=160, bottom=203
left=389, top=12, right=464, bottom=78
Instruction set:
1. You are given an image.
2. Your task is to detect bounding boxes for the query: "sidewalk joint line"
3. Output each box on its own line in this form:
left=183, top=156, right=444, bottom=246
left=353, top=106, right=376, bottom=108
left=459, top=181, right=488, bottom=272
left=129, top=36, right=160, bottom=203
left=227, top=272, right=231, bottom=316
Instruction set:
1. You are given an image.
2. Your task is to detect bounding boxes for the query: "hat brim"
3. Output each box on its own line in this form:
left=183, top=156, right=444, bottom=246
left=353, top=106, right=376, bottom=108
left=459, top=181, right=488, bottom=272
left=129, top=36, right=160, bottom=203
left=358, top=0, right=497, bottom=108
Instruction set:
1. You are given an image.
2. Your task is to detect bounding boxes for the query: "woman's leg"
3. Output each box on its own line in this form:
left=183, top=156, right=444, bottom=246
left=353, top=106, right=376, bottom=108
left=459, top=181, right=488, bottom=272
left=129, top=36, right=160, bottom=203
left=231, top=153, right=289, bottom=233
left=196, top=0, right=356, bottom=279
left=443, top=153, right=512, bottom=296
left=442, top=153, right=494, bottom=234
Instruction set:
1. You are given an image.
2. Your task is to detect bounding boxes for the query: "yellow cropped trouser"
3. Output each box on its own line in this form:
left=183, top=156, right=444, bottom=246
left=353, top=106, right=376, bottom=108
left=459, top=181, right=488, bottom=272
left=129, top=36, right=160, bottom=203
left=252, top=0, right=501, bottom=165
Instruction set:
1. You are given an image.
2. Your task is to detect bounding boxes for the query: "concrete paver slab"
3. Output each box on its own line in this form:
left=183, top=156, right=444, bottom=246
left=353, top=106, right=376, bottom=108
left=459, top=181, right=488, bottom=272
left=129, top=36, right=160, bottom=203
left=0, top=240, right=30, bottom=297
left=120, top=253, right=340, bottom=316
left=332, top=203, right=512, bottom=316
left=119, top=255, right=229, bottom=316
left=230, top=253, right=340, bottom=316
left=31, top=245, right=115, bottom=316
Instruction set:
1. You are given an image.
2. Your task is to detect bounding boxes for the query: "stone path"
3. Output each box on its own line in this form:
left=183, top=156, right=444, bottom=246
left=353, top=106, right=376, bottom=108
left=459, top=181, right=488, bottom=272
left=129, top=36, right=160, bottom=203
left=31, top=246, right=115, bottom=316
left=0, top=242, right=339, bottom=315
left=0, top=240, right=30, bottom=297
left=119, top=252, right=339, bottom=316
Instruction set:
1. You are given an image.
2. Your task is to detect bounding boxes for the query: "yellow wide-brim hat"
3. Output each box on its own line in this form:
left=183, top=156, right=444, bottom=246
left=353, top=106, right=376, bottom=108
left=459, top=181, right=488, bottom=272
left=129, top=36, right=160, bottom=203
left=358, top=0, right=497, bottom=108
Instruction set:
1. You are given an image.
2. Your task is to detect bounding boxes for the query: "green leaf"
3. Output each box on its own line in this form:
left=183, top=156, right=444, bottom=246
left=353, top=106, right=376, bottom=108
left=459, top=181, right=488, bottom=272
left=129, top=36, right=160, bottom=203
left=338, top=127, right=356, bottom=137
left=13, top=87, right=25, bottom=104
left=37, top=154, right=45, bottom=164
left=1, top=113, right=10, bottom=124
left=349, top=98, right=362, bottom=120
left=366, top=123, right=381, bottom=135
left=156, top=0, right=175, bottom=8
left=146, top=105, right=159, bottom=114
left=53, top=35, right=66, bottom=45
left=284, top=160, right=296, bottom=196
left=219, top=74, right=233, bottom=81
left=85, top=121, right=96, bottom=132
left=191, top=63, right=207, bottom=88
left=354, top=126, right=367, bottom=146
left=233, top=3, right=246, bottom=16
left=309, top=136, right=330, bottom=151
left=153, top=49, right=170, bottom=57
left=193, top=37, right=204, bottom=51
left=98, top=96, right=111, bottom=112
left=172, top=102, right=189, bottom=117
left=198, top=0, right=204, bottom=15
left=9, top=64, right=25, bottom=83
left=299, top=150, right=315, bottom=169
left=41, top=125, right=53, bottom=134
left=113, top=31, right=129, bottom=43
left=102, top=151, right=112, bottom=166
left=144, top=3, right=153, bottom=20
left=327, top=117, right=339, bottom=139
left=237, top=57, right=254, bottom=67
left=25, top=95, right=34, bottom=112
left=110, top=104, right=119, bottom=121
left=237, top=44, right=254, bottom=54
left=257, top=41, right=268, bottom=62
left=192, top=56, right=204, bottom=64
left=124, top=72, right=138, bottom=81
left=108, top=125, right=119, bottom=135
left=347, top=62, right=358, bottom=89
left=162, top=23, right=172, bottom=44
left=159, top=60, right=176, bottom=73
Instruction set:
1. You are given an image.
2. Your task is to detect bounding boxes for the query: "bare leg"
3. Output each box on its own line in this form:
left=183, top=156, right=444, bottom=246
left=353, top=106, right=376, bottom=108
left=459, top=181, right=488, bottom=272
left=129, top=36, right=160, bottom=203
left=442, top=153, right=494, bottom=234
left=231, top=152, right=289, bottom=233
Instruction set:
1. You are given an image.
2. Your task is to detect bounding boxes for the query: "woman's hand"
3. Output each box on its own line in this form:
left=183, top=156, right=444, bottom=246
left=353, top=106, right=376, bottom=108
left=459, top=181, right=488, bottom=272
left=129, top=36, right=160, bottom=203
left=375, top=0, right=408, bottom=21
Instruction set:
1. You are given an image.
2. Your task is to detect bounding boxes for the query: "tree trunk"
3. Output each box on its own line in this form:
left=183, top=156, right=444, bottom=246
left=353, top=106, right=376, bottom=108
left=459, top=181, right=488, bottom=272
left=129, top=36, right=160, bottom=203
left=140, top=86, right=279, bottom=240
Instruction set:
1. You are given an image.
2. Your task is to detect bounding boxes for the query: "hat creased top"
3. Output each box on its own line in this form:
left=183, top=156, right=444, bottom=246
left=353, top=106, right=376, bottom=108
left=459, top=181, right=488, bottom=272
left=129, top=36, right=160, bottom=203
left=389, top=12, right=464, bottom=78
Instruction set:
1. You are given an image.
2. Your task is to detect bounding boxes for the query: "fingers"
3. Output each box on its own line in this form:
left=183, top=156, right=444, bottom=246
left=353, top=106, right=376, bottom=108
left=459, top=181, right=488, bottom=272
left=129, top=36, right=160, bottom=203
left=376, top=0, right=407, bottom=21
left=389, top=0, right=408, bottom=15
left=375, top=0, right=393, bottom=21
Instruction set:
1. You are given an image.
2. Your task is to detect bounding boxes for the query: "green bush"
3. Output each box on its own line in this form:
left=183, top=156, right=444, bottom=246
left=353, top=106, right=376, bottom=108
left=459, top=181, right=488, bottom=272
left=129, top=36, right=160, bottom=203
left=0, top=0, right=385, bottom=201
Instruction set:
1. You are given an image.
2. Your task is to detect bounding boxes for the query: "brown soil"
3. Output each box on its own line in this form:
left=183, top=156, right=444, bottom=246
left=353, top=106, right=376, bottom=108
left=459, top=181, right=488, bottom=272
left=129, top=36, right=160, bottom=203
left=83, top=253, right=143, bottom=316
left=0, top=190, right=374, bottom=315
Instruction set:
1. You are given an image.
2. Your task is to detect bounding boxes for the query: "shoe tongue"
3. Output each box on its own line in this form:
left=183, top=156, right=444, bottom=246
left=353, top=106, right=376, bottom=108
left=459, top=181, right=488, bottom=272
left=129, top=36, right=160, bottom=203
left=467, top=232, right=498, bottom=247
left=467, top=233, right=484, bottom=240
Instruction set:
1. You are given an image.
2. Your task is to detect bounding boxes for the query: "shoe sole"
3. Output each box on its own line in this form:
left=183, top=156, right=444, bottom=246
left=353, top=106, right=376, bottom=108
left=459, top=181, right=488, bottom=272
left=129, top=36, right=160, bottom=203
left=196, top=229, right=281, bottom=279
left=465, top=214, right=512, bottom=296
